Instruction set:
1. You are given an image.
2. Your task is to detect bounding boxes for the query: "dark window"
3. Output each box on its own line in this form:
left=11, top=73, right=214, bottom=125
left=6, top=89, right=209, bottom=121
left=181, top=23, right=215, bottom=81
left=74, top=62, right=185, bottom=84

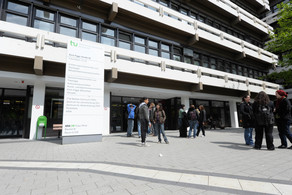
left=210, top=58, right=216, bottom=70
left=81, top=21, right=98, bottom=42
left=184, top=56, right=192, bottom=64
left=249, top=69, right=254, bottom=78
left=101, top=27, right=115, bottom=46
left=59, top=15, right=77, bottom=37
left=7, top=1, right=28, bottom=14
left=5, top=1, right=29, bottom=26
left=231, top=64, right=237, bottom=74
left=34, top=8, right=55, bottom=32
left=217, top=60, right=224, bottom=71
left=173, top=47, right=182, bottom=61
left=238, top=66, right=243, bottom=76
left=119, top=32, right=131, bottom=50
left=6, top=13, right=27, bottom=26
left=225, top=62, right=231, bottom=73
left=202, top=56, right=209, bottom=68
left=161, top=43, right=170, bottom=59
left=134, top=35, right=146, bottom=53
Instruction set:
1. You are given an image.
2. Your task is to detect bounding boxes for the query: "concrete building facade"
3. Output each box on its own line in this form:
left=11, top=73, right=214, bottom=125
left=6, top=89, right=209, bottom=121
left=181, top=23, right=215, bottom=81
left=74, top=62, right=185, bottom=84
left=0, top=0, right=279, bottom=140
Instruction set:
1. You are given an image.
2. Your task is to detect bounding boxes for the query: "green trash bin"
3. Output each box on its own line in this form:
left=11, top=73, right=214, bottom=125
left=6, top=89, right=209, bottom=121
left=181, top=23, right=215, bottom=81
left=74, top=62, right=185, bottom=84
left=36, top=116, right=47, bottom=139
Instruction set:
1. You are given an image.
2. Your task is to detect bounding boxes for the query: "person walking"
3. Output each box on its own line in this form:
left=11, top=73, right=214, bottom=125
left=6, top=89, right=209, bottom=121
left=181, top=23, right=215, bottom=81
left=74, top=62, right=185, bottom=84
left=252, top=91, right=275, bottom=150
left=187, top=105, right=199, bottom=138
left=196, top=105, right=207, bottom=137
left=154, top=103, right=169, bottom=144
left=240, top=94, right=254, bottom=145
left=138, top=97, right=151, bottom=146
left=275, top=90, right=292, bottom=149
left=127, top=103, right=136, bottom=137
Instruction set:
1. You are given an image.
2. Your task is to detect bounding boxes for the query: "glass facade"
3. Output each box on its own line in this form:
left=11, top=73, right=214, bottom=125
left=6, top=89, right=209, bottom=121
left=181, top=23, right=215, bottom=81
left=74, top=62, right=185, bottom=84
left=0, top=88, right=26, bottom=137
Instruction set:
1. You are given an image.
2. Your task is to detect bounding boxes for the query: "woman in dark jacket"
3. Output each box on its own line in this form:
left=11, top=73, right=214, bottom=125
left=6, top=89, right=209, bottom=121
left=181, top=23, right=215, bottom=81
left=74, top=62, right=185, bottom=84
left=252, top=91, right=275, bottom=150
left=275, top=90, right=292, bottom=149
left=240, top=94, right=254, bottom=145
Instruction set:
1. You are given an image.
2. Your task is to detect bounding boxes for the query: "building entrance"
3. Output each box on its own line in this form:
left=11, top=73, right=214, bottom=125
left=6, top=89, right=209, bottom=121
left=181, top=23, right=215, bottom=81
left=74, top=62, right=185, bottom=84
left=0, top=88, right=27, bottom=138
left=110, top=96, right=179, bottom=133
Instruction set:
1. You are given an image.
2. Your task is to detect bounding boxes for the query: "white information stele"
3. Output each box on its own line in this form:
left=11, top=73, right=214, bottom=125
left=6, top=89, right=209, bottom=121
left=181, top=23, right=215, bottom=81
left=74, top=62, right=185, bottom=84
left=62, top=39, right=104, bottom=137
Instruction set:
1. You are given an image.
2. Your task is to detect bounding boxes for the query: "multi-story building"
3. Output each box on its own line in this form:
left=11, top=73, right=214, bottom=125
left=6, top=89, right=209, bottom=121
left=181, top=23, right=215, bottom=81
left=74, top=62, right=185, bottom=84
left=0, top=0, right=279, bottom=141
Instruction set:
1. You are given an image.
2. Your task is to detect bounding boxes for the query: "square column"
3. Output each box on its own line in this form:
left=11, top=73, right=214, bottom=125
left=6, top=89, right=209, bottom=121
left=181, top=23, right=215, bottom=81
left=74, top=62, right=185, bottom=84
left=181, top=96, right=190, bottom=111
left=229, top=100, right=239, bottom=128
left=29, top=81, right=46, bottom=140
left=103, top=89, right=110, bottom=135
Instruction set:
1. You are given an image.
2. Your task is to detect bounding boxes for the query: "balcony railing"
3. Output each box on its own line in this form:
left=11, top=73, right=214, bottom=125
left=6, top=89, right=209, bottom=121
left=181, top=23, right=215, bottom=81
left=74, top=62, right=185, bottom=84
left=99, top=0, right=277, bottom=65
left=0, top=21, right=279, bottom=95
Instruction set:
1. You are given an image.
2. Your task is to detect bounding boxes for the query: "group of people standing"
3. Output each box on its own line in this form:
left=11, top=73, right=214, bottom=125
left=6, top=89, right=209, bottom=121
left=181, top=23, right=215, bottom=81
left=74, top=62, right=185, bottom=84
left=240, top=90, right=292, bottom=150
left=126, top=98, right=169, bottom=146
left=178, top=104, right=207, bottom=138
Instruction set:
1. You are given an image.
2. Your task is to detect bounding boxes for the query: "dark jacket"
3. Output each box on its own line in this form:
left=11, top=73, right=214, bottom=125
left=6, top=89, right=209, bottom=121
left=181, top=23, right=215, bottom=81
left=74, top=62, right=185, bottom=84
left=275, top=97, right=292, bottom=122
left=198, top=110, right=206, bottom=123
left=252, top=101, right=274, bottom=126
left=138, top=102, right=149, bottom=122
left=240, top=101, right=254, bottom=128
left=154, top=110, right=166, bottom=124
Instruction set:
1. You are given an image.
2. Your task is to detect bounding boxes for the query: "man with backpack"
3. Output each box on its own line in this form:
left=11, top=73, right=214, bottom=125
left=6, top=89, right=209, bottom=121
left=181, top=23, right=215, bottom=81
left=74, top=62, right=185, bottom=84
left=252, top=91, right=275, bottom=150
left=187, top=105, right=199, bottom=138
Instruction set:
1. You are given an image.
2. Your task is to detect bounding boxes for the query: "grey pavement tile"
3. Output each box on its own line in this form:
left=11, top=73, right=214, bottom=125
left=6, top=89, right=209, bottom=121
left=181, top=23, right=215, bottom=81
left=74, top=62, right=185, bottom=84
left=71, top=183, right=98, bottom=194
left=46, top=188, right=73, bottom=195
left=125, top=184, right=153, bottom=194
left=86, top=185, right=114, bottom=195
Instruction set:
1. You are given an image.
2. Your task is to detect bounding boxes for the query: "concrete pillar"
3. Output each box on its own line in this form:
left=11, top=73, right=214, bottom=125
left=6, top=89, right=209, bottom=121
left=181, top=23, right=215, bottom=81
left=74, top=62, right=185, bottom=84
left=181, top=96, right=190, bottom=111
left=103, top=89, right=110, bottom=135
left=229, top=100, right=239, bottom=128
left=29, top=81, right=46, bottom=140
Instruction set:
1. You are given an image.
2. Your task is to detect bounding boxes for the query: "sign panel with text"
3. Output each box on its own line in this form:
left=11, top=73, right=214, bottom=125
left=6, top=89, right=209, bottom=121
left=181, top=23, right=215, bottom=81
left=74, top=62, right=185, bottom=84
left=62, top=40, right=104, bottom=136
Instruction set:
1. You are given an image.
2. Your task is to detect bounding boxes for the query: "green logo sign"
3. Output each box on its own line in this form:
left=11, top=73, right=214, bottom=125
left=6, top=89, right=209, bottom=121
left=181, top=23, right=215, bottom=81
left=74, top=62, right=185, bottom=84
left=70, top=40, right=78, bottom=47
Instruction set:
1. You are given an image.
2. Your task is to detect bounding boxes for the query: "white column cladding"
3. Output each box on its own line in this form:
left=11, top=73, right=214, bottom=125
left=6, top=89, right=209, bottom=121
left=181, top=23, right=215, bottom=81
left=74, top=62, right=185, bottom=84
left=103, top=89, right=110, bottom=135
left=181, top=96, right=190, bottom=111
left=29, top=81, right=46, bottom=140
left=229, top=100, right=239, bottom=128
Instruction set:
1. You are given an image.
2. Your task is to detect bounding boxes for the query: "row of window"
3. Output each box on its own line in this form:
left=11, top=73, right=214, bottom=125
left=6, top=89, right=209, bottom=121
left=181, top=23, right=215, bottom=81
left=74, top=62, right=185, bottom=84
left=149, top=0, right=264, bottom=48
left=1, top=0, right=266, bottom=79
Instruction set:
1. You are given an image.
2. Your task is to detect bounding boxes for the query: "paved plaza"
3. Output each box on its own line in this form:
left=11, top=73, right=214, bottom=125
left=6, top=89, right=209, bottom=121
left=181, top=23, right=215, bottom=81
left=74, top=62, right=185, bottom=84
left=0, top=128, right=292, bottom=195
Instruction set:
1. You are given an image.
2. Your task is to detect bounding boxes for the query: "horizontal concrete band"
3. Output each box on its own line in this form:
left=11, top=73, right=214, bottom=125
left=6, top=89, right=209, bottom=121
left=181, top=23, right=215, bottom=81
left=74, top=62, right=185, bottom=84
left=0, top=161, right=290, bottom=194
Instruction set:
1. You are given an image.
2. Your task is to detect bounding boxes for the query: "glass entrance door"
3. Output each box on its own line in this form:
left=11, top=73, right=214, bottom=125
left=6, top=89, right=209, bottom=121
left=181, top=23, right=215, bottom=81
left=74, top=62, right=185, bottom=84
left=0, top=89, right=26, bottom=137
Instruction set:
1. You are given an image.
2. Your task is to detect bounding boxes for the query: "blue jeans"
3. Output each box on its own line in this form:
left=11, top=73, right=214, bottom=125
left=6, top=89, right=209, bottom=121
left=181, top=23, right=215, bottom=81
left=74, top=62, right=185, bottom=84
left=137, top=120, right=141, bottom=137
left=127, top=119, right=134, bottom=136
left=188, top=120, right=198, bottom=138
left=278, top=120, right=292, bottom=147
left=244, top=127, right=254, bottom=145
left=155, top=123, right=168, bottom=142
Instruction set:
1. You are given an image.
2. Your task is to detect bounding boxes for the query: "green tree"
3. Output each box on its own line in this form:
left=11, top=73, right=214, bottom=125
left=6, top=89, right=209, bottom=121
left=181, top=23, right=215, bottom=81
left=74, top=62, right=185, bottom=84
left=266, top=2, right=292, bottom=67
left=262, top=69, right=292, bottom=88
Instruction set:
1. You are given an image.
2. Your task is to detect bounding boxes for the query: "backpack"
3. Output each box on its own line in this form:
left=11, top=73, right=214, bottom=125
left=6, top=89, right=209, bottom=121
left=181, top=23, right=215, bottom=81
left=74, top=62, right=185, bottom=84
left=189, top=110, right=198, bottom=121
left=255, top=104, right=274, bottom=126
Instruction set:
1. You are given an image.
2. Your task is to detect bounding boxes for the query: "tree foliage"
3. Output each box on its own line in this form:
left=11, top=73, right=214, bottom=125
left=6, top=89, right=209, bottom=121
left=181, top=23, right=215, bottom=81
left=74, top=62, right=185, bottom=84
left=266, top=2, right=292, bottom=67
left=262, top=69, right=292, bottom=88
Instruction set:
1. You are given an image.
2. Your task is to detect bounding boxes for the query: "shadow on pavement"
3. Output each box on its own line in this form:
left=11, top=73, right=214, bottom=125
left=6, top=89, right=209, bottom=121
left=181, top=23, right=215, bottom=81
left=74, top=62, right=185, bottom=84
left=211, top=141, right=253, bottom=150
